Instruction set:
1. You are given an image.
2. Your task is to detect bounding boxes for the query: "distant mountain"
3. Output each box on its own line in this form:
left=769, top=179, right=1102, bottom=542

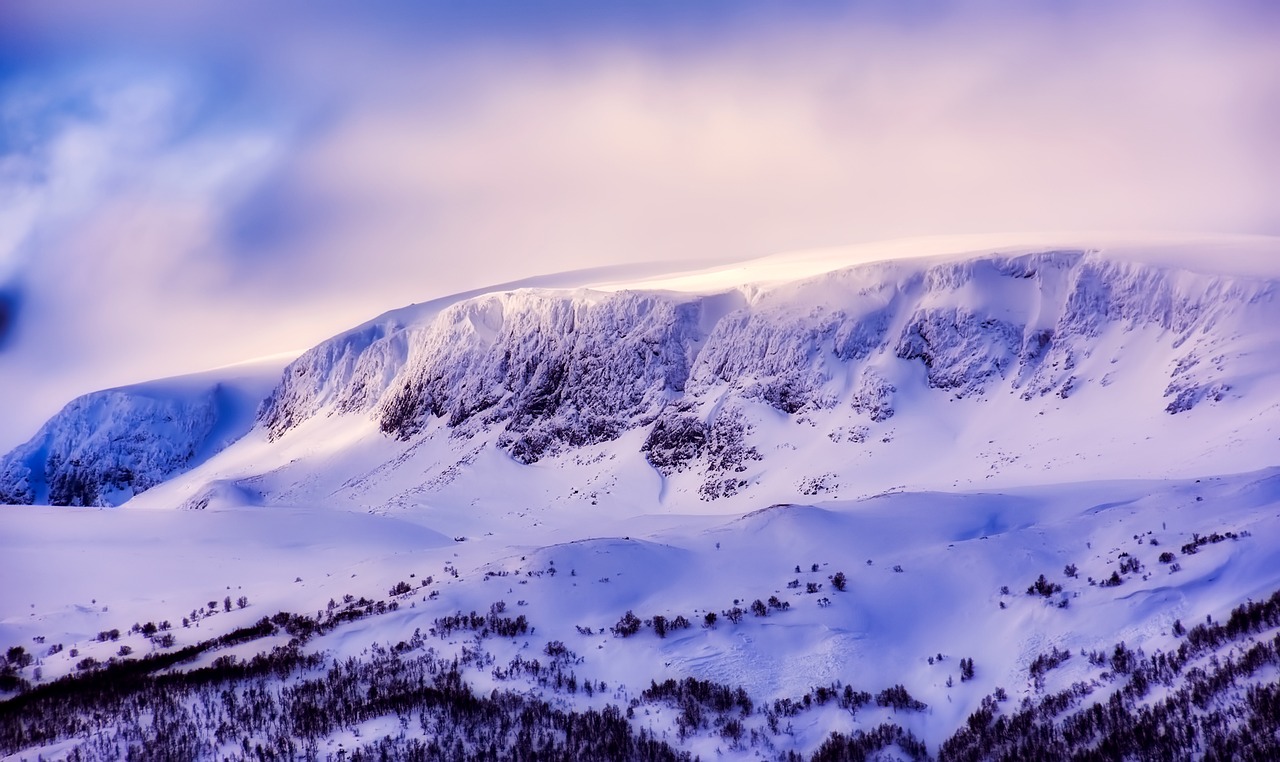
left=0, top=361, right=284, bottom=506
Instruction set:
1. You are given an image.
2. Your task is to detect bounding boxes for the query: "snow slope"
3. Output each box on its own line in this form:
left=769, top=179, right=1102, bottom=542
left=2, top=465, right=1278, bottom=758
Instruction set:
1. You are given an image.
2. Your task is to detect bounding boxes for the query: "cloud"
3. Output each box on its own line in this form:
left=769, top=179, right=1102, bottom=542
left=237, top=2, right=1279, bottom=302
left=0, top=0, right=1278, bottom=447
left=0, top=67, right=299, bottom=443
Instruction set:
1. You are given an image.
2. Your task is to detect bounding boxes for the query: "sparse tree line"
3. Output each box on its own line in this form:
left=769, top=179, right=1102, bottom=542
left=3, top=593, right=256, bottom=687
left=1181, top=529, right=1248, bottom=555
left=2, top=593, right=931, bottom=761
left=1028, top=646, right=1072, bottom=689
left=940, top=588, right=1280, bottom=761
left=812, top=723, right=930, bottom=762
left=431, top=602, right=529, bottom=640
left=609, top=596, right=790, bottom=639
left=1, top=634, right=686, bottom=761
left=6, top=565, right=1280, bottom=761
left=1, top=582, right=434, bottom=697
left=605, top=563, right=855, bottom=641
left=0, top=569, right=943, bottom=762
left=1015, top=526, right=1255, bottom=612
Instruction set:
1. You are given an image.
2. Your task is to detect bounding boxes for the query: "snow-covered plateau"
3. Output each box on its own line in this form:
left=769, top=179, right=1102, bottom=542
left=2, top=233, right=1280, bottom=760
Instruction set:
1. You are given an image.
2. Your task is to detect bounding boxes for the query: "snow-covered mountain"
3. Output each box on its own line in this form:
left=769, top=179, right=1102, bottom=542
left=115, top=234, right=1280, bottom=516
left=3, top=234, right=1280, bottom=760
left=7, top=234, right=1278, bottom=510
left=0, top=360, right=285, bottom=507
left=278, top=247, right=1267, bottom=451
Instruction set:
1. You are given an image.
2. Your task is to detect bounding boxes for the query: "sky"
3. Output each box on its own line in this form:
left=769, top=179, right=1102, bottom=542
left=0, top=0, right=1278, bottom=449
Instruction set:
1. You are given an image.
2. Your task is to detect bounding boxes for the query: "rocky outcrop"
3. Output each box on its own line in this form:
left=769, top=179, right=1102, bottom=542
left=373, top=291, right=708, bottom=463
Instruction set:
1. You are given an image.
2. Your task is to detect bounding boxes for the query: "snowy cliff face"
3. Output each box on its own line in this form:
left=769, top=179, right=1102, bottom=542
left=259, top=316, right=411, bottom=440
left=0, top=366, right=282, bottom=507
left=0, top=391, right=218, bottom=506
left=373, top=291, right=714, bottom=463
left=247, top=247, right=1278, bottom=503
left=7, top=243, right=1278, bottom=507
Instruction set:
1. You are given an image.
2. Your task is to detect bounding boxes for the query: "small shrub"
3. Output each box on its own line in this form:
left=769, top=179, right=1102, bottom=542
left=875, top=684, right=927, bottom=711
left=612, top=610, right=642, bottom=637
left=1027, top=574, right=1062, bottom=597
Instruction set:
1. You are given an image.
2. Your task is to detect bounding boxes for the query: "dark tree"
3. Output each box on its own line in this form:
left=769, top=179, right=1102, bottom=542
left=1028, top=574, right=1063, bottom=597
left=5, top=647, right=32, bottom=669
left=612, top=610, right=642, bottom=637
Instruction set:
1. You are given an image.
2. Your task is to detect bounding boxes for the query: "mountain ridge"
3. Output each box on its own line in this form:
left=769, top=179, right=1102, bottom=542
left=3, top=235, right=1278, bottom=508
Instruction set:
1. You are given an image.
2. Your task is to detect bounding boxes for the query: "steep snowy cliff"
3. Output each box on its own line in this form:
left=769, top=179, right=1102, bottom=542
left=243, top=243, right=1278, bottom=504
left=0, top=362, right=284, bottom=506
left=7, top=235, right=1280, bottom=508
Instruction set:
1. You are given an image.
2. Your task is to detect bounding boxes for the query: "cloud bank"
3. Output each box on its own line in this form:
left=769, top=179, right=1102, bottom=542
left=0, top=0, right=1277, bottom=447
